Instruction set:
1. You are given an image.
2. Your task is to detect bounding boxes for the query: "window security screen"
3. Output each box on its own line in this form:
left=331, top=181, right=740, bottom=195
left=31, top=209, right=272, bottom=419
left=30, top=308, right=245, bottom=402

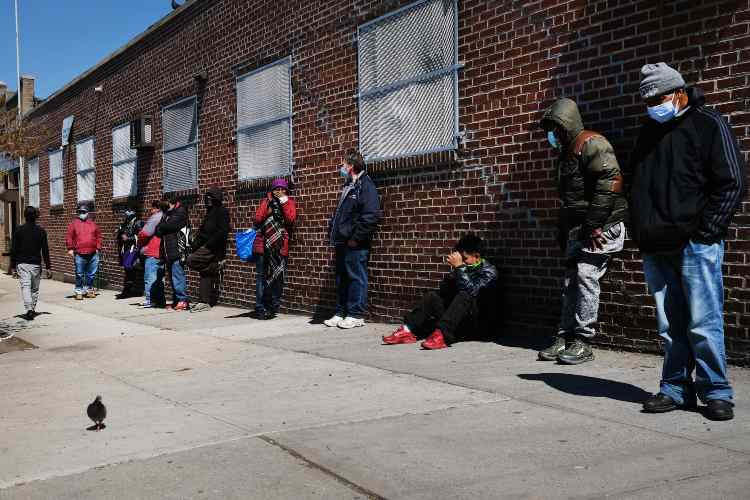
left=236, top=58, right=293, bottom=180
left=49, top=149, right=64, bottom=206
left=76, top=138, right=95, bottom=202
left=27, top=157, right=40, bottom=208
left=112, top=123, right=138, bottom=197
left=162, top=96, right=198, bottom=192
left=357, top=0, right=459, bottom=162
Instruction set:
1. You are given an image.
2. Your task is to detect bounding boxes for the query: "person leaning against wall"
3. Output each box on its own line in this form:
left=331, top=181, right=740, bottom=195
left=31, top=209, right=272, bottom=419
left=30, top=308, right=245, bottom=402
left=630, top=63, right=747, bottom=421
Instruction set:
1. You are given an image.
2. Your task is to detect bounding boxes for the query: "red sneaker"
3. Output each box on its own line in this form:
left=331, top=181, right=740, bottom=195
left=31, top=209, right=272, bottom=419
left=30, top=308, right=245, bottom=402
left=383, top=326, right=417, bottom=345
left=421, top=329, right=448, bottom=350
left=174, top=301, right=189, bottom=311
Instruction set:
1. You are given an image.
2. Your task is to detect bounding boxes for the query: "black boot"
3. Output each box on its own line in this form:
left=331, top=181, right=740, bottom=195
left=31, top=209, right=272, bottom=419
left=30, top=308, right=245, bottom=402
left=705, top=400, right=734, bottom=421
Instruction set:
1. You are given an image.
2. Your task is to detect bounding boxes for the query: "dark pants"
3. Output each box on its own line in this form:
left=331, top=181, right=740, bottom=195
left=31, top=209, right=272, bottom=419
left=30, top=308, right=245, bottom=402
left=404, top=290, right=478, bottom=345
left=335, top=245, right=369, bottom=319
left=255, top=254, right=286, bottom=313
left=122, top=268, right=137, bottom=294
left=187, top=247, right=220, bottom=305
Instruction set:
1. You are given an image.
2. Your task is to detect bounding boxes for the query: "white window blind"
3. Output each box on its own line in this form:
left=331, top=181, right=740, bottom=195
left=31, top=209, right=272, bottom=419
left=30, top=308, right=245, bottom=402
left=27, top=157, right=40, bottom=208
left=49, top=149, right=64, bottom=206
left=236, top=58, right=293, bottom=180
left=162, top=96, right=198, bottom=192
left=75, top=138, right=95, bottom=202
left=357, top=0, right=459, bottom=162
left=112, top=123, right=138, bottom=197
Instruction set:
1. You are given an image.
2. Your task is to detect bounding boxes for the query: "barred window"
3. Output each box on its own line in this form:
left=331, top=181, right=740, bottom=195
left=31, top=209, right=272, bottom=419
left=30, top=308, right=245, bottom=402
left=162, top=96, right=198, bottom=192
left=112, top=123, right=138, bottom=198
left=27, top=157, right=40, bottom=208
left=357, top=0, right=459, bottom=162
left=236, top=58, right=293, bottom=180
left=49, top=149, right=64, bottom=206
left=76, top=137, right=96, bottom=202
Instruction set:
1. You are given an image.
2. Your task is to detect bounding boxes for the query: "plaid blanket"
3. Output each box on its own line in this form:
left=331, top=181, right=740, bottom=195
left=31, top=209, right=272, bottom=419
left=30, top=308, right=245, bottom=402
left=262, top=200, right=286, bottom=285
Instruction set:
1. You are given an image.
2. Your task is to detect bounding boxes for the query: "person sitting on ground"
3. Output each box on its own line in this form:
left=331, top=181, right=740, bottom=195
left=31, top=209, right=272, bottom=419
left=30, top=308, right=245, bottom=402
left=9, top=206, right=51, bottom=321
left=383, top=234, right=498, bottom=350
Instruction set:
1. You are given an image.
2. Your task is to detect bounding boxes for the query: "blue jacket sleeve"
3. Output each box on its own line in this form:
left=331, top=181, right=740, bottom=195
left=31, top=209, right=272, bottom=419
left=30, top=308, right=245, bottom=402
left=351, top=178, right=382, bottom=242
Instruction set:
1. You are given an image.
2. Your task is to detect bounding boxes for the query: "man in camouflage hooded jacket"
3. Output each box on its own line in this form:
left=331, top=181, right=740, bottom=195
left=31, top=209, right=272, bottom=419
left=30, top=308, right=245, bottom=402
left=538, top=98, right=628, bottom=364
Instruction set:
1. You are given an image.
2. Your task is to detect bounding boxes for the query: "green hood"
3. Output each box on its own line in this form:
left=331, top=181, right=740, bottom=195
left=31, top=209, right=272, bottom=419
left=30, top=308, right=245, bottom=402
left=540, top=98, right=584, bottom=144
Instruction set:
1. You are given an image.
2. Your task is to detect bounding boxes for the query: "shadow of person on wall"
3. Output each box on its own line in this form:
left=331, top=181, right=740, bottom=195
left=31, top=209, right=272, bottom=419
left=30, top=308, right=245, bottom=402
left=517, top=372, right=651, bottom=404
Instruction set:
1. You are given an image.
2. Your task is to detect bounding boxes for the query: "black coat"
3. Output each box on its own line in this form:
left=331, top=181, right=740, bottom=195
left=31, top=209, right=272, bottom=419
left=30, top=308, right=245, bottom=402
left=156, top=203, right=188, bottom=262
left=192, top=205, right=230, bottom=260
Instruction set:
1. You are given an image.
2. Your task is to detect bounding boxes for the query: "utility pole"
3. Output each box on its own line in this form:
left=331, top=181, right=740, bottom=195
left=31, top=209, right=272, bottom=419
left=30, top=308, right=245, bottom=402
left=15, top=0, right=25, bottom=222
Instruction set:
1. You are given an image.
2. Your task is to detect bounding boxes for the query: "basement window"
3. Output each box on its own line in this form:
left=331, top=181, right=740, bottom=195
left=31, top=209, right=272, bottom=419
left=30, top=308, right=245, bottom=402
left=357, top=0, right=460, bottom=162
left=75, top=137, right=96, bottom=203
left=112, top=123, right=138, bottom=198
left=162, top=96, right=199, bottom=192
left=49, top=149, right=64, bottom=206
left=236, top=57, right=293, bottom=180
left=27, top=157, right=40, bottom=208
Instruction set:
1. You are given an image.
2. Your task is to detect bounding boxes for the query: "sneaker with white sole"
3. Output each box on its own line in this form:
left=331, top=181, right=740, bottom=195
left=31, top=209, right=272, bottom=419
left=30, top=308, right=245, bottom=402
left=337, top=316, right=365, bottom=329
left=323, top=315, right=344, bottom=327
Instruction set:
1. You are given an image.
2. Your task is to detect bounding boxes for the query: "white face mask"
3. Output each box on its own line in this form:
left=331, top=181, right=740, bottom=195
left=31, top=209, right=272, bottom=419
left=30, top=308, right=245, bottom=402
left=647, top=94, right=678, bottom=123
left=79, top=213, right=89, bottom=221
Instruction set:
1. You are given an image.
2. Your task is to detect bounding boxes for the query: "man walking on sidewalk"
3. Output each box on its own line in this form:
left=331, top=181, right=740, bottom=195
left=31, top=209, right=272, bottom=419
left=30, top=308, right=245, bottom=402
left=65, top=203, right=102, bottom=301
left=325, top=149, right=382, bottom=329
left=631, top=63, right=746, bottom=421
left=9, top=206, right=51, bottom=321
left=537, top=98, right=628, bottom=364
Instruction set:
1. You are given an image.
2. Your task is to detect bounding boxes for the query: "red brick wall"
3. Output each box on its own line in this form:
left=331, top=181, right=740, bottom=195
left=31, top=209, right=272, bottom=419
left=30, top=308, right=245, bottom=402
left=25, top=0, right=750, bottom=363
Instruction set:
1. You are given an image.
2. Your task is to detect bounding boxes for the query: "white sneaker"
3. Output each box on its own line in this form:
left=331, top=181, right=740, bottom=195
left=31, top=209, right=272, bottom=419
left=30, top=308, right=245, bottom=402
left=337, top=317, right=365, bottom=329
left=323, top=315, right=344, bottom=327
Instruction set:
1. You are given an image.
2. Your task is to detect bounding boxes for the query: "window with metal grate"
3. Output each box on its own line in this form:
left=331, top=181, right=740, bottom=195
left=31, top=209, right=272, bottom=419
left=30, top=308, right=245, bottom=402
left=75, top=138, right=96, bottom=203
left=357, top=0, right=459, bottom=162
left=236, top=58, right=293, bottom=180
left=162, top=96, right=198, bottom=192
left=27, top=157, right=40, bottom=208
left=49, top=149, right=64, bottom=206
left=112, top=123, right=138, bottom=198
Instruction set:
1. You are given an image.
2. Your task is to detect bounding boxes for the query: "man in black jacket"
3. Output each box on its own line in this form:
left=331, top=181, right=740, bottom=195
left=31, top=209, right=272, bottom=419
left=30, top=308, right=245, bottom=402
left=187, top=187, right=230, bottom=312
left=9, top=206, right=51, bottom=321
left=383, top=234, right=498, bottom=350
left=631, top=63, right=747, bottom=421
left=325, top=149, right=382, bottom=329
left=155, top=194, right=190, bottom=311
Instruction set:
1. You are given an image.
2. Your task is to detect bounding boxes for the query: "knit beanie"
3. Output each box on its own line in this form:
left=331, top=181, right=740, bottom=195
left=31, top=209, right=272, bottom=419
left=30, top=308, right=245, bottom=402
left=639, top=63, right=686, bottom=99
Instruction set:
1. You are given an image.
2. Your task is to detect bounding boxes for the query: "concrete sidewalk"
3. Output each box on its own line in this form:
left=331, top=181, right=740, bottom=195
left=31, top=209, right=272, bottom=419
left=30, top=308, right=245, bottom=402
left=0, top=274, right=748, bottom=499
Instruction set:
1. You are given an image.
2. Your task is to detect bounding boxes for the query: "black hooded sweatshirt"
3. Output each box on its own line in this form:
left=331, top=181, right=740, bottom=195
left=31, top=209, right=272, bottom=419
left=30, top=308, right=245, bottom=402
left=630, top=87, right=747, bottom=253
left=191, top=187, right=230, bottom=260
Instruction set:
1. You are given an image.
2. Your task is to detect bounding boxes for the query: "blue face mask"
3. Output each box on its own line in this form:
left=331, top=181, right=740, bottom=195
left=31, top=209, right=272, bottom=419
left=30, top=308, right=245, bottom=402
left=547, top=131, right=560, bottom=150
left=647, top=95, right=677, bottom=123
left=339, top=166, right=350, bottom=179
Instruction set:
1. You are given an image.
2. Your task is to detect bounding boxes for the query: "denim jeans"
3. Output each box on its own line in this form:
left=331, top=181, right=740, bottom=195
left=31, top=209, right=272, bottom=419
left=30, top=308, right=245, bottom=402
left=143, top=257, right=165, bottom=305
left=255, top=254, right=286, bottom=313
left=643, top=240, right=733, bottom=404
left=74, top=253, right=99, bottom=294
left=168, top=259, right=188, bottom=303
left=335, top=246, right=369, bottom=318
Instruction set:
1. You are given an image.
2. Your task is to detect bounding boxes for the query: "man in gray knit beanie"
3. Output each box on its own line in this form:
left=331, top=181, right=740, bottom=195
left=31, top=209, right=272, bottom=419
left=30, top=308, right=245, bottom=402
left=639, top=62, right=685, bottom=99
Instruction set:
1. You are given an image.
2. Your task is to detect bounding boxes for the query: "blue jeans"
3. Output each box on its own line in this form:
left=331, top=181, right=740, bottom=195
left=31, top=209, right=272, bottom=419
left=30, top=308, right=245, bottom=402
left=168, top=259, right=188, bottom=303
left=335, top=246, right=369, bottom=319
left=643, top=240, right=733, bottom=405
left=74, top=253, right=99, bottom=293
left=144, top=257, right=165, bottom=305
left=255, top=254, right=286, bottom=313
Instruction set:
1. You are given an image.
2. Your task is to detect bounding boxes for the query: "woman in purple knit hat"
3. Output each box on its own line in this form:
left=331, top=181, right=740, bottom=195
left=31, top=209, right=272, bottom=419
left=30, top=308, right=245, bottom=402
left=251, top=178, right=297, bottom=319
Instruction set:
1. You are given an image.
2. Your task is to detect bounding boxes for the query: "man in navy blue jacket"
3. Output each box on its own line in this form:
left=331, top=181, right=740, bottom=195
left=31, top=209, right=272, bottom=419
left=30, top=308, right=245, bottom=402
left=631, top=63, right=747, bottom=421
left=325, top=149, right=382, bottom=329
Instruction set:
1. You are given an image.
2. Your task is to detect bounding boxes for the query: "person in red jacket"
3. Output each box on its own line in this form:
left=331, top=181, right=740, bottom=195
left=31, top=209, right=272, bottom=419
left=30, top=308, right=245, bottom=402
left=251, top=178, right=297, bottom=320
left=65, top=203, right=102, bottom=300
left=137, top=200, right=165, bottom=308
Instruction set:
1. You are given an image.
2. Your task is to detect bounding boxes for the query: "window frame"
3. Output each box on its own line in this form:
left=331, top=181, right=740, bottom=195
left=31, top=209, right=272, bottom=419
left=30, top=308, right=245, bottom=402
left=48, top=148, right=65, bottom=207
left=111, top=122, right=138, bottom=198
left=235, top=57, right=294, bottom=181
left=161, top=95, right=199, bottom=193
left=27, top=156, right=40, bottom=208
left=356, top=0, right=461, bottom=163
left=75, top=136, right=96, bottom=203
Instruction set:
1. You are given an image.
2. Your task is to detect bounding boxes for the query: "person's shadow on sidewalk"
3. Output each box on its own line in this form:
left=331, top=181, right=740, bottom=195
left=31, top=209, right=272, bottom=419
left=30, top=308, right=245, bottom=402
left=517, top=373, right=651, bottom=404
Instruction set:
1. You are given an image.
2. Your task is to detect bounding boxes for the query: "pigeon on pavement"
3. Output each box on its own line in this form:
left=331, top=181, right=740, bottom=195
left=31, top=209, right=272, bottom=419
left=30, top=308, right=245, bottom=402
left=87, top=395, right=107, bottom=431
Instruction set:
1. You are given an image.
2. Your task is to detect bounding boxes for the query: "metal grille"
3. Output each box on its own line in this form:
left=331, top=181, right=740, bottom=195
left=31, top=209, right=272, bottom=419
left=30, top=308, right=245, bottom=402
left=49, top=150, right=64, bottom=206
left=357, top=0, right=459, bottom=161
left=236, top=58, right=293, bottom=180
left=112, top=123, right=138, bottom=197
left=27, top=157, right=40, bottom=208
left=162, top=96, right=198, bottom=192
left=76, top=138, right=96, bottom=202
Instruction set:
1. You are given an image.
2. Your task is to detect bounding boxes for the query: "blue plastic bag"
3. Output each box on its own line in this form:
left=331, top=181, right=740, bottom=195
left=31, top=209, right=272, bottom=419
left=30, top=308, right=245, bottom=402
left=235, top=229, right=257, bottom=262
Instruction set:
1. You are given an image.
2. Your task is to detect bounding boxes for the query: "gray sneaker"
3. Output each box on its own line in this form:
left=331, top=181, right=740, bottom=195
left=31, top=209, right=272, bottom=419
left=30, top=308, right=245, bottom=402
left=538, top=336, right=566, bottom=361
left=557, top=339, right=594, bottom=365
left=190, top=302, right=212, bottom=313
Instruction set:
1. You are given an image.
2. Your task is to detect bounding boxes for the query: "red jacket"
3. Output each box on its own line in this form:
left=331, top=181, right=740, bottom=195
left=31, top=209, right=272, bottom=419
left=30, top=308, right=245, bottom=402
left=66, top=218, right=102, bottom=255
left=137, top=229, right=162, bottom=258
left=253, top=194, right=297, bottom=256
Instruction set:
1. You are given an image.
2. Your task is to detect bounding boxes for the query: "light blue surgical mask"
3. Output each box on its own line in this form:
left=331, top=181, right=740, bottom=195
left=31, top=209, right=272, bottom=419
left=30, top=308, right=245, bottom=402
left=339, top=166, right=350, bottom=179
left=79, top=213, right=89, bottom=221
left=547, top=131, right=560, bottom=150
left=647, top=95, right=677, bottom=123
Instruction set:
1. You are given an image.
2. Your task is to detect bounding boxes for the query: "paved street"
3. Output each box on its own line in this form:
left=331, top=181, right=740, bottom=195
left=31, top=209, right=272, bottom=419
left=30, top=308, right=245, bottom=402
left=0, top=274, right=748, bottom=500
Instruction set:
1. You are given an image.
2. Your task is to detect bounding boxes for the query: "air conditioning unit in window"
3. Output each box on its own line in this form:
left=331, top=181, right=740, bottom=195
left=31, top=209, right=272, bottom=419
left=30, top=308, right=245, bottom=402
left=129, top=116, right=153, bottom=148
